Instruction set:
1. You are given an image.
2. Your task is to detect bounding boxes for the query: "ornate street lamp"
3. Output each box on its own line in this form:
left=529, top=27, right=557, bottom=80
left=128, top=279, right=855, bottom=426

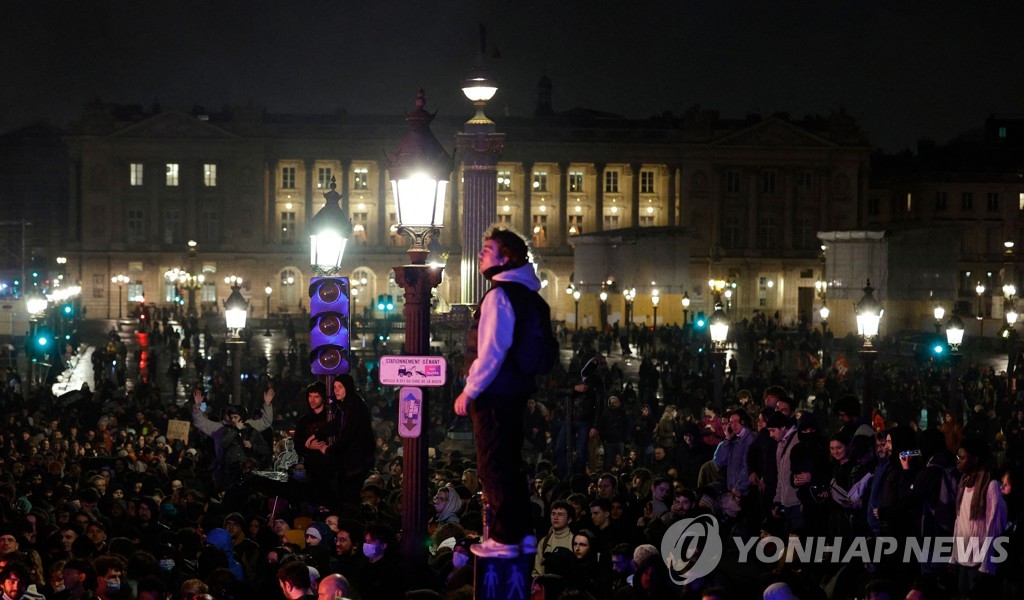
left=111, top=273, right=130, bottom=319
left=310, top=176, right=352, bottom=276
left=573, top=290, right=581, bottom=332
left=263, top=284, right=273, bottom=337
left=223, top=276, right=248, bottom=405
left=856, top=279, right=883, bottom=420
left=709, top=303, right=730, bottom=410
left=819, top=302, right=830, bottom=337
left=946, top=310, right=965, bottom=421
left=388, top=90, right=451, bottom=263
left=933, top=304, right=946, bottom=334
left=386, top=90, right=450, bottom=571
left=651, top=289, right=660, bottom=329
left=223, top=276, right=248, bottom=332
left=681, top=292, right=691, bottom=325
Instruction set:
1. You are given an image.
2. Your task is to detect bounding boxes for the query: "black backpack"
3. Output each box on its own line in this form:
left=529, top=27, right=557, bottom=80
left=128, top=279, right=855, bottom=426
left=492, top=281, right=559, bottom=376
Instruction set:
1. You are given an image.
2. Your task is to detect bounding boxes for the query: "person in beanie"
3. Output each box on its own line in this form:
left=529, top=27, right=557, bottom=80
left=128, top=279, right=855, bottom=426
left=455, top=227, right=545, bottom=559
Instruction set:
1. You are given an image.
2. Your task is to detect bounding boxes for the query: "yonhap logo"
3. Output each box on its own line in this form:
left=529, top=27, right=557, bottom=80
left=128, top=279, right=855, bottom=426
left=661, top=514, right=723, bottom=585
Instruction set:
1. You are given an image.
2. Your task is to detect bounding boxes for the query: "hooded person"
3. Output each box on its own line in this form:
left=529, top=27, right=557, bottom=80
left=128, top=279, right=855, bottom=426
left=202, top=528, right=244, bottom=581
left=431, top=487, right=463, bottom=527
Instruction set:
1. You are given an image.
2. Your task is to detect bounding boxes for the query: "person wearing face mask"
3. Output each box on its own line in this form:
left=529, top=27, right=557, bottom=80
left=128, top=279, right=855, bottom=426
left=789, top=412, right=831, bottom=538
left=50, top=558, right=95, bottom=600
left=328, top=520, right=366, bottom=594
left=358, top=524, right=406, bottom=600
left=191, top=387, right=275, bottom=491
left=91, top=556, right=128, bottom=600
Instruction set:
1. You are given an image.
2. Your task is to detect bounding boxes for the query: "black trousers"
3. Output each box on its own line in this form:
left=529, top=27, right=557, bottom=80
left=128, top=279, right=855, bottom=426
left=472, top=391, right=533, bottom=544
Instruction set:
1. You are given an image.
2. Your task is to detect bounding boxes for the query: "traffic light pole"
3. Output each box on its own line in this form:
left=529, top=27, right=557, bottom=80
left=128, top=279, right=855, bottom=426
left=393, top=258, right=442, bottom=579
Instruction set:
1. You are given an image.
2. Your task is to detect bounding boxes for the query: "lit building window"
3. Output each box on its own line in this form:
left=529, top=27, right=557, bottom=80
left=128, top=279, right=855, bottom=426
left=282, top=167, right=296, bottom=189
left=498, top=170, right=512, bottom=192
left=568, top=214, right=583, bottom=236
left=532, top=214, right=548, bottom=247
left=130, top=163, right=144, bottom=187
left=353, top=167, right=369, bottom=190
left=605, top=170, right=619, bottom=193
left=569, top=171, right=584, bottom=192
left=166, top=163, right=180, bottom=187
left=318, top=167, right=333, bottom=189
left=280, top=211, right=296, bottom=243
left=203, top=164, right=217, bottom=187
left=640, top=170, right=655, bottom=193
left=352, top=212, right=369, bottom=245
left=533, top=171, right=548, bottom=192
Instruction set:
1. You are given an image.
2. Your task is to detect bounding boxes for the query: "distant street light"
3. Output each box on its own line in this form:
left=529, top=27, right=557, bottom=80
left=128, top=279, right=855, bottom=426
left=111, top=273, right=130, bottom=319
left=856, top=280, right=882, bottom=420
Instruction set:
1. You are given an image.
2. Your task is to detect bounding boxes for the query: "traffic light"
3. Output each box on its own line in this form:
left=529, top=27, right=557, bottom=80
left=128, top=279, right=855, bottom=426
left=695, top=311, right=707, bottom=329
left=61, top=304, right=73, bottom=318
left=309, top=276, right=350, bottom=376
left=376, top=294, right=395, bottom=313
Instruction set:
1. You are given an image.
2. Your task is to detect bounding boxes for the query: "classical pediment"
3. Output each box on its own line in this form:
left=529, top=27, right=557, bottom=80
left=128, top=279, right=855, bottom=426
left=111, top=111, right=237, bottom=139
left=710, top=118, right=834, bottom=148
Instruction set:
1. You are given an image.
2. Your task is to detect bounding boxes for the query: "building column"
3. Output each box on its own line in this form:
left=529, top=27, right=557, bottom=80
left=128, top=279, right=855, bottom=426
left=630, top=163, right=642, bottom=228
left=556, top=162, right=569, bottom=247
left=339, top=160, right=351, bottom=212
left=456, top=129, right=505, bottom=304
left=594, top=162, right=606, bottom=233
left=783, top=171, right=795, bottom=249
left=265, top=160, right=277, bottom=242
left=304, top=160, right=316, bottom=240
left=747, top=172, right=759, bottom=248
left=522, top=162, right=533, bottom=239
left=376, top=165, right=388, bottom=248
left=666, top=165, right=676, bottom=226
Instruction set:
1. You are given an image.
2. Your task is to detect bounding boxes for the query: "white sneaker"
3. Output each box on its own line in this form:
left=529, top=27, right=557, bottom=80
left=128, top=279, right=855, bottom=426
left=471, top=538, right=521, bottom=558
left=520, top=534, right=538, bottom=555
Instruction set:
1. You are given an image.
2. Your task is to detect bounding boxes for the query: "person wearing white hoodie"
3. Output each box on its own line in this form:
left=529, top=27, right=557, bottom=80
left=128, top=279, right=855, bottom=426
left=455, top=227, right=546, bottom=559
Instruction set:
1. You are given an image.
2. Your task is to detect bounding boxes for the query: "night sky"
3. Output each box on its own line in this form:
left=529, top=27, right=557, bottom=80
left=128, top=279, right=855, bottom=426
left=3, top=1, right=1023, bottom=152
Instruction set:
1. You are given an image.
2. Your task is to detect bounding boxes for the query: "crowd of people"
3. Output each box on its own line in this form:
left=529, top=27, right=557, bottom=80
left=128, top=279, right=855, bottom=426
left=0, top=299, right=1022, bottom=600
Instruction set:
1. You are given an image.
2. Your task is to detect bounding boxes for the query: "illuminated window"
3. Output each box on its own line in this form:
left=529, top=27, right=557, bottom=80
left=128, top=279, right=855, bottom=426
left=531, top=214, right=548, bottom=247
left=568, top=214, right=583, bottom=236
left=203, top=164, right=217, bottom=187
left=569, top=171, right=584, bottom=192
left=282, top=167, right=296, bottom=189
left=640, top=170, right=655, bottom=194
left=280, top=211, right=296, bottom=243
left=166, top=163, right=180, bottom=187
left=604, top=171, right=619, bottom=193
left=130, top=163, right=144, bottom=187
left=352, top=212, right=369, bottom=245
left=603, top=214, right=620, bottom=229
left=498, top=170, right=512, bottom=192
left=318, top=167, right=333, bottom=189
left=353, top=167, right=369, bottom=190
left=533, top=171, right=548, bottom=192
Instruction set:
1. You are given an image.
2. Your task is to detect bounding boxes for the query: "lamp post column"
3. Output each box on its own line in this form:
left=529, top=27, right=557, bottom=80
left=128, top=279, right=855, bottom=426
left=394, top=260, right=443, bottom=572
left=457, top=64, right=504, bottom=305
left=264, top=284, right=273, bottom=337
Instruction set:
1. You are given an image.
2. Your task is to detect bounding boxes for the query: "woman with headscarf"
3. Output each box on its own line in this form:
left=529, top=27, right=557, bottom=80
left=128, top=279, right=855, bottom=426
left=430, top=486, right=463, bottom=529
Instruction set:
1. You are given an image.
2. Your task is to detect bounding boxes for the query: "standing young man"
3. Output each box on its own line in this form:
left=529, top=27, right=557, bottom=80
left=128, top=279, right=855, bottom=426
left=455, top=227, right=546, bottom=558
